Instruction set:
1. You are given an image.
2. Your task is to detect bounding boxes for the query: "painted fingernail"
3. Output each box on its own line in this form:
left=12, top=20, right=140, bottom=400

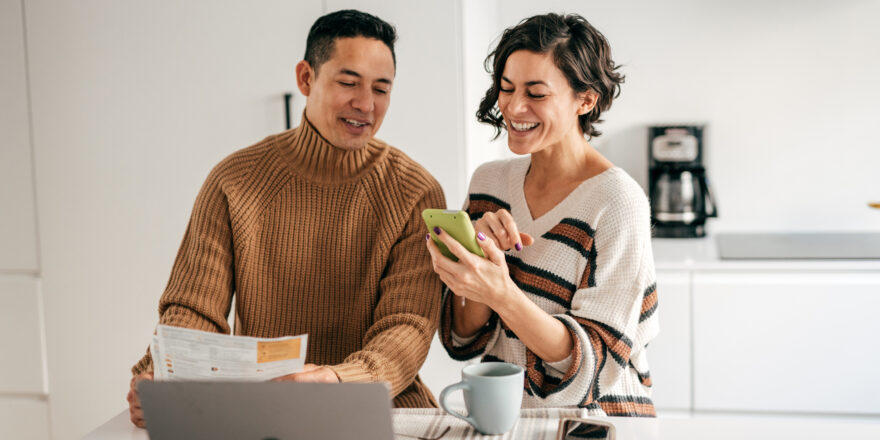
left=477, top=232, right=486, bottom=241
left=515, top=243, right=523, bottom=251
left=426, top=234, right=430, bottom=241
left=433, top=227, right=441, bottom=235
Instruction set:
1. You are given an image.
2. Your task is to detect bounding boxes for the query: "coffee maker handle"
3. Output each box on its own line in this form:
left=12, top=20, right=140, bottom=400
left=699, top=175, right=718, bottom=218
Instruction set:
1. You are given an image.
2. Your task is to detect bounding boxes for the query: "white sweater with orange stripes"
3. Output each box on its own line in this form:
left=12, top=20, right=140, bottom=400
left=439, top=157, right=659, bottom=416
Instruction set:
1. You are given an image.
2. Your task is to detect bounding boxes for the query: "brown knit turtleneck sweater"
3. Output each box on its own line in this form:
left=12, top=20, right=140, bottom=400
left=133, top=116, right=446, bottom=407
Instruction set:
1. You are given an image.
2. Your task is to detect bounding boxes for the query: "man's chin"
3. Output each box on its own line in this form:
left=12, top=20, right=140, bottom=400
left=335, top=140, right=369, bottom=150
left=332, top=133, right=372, bottom=150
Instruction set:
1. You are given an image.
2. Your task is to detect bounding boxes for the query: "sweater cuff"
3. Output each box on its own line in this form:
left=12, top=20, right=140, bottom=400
left=131, top=347, right=155, bottom=376
left=328, top=362, right=374, bottom=383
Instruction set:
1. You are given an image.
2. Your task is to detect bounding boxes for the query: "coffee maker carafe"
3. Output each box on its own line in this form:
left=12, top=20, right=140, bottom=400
left=648, top=125, right=717, bottom=238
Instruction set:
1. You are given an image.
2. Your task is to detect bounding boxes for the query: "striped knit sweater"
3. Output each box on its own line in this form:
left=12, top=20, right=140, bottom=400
left=133, top=115, right=446, bottom=408
left=439, top=157, right=659, bottom=416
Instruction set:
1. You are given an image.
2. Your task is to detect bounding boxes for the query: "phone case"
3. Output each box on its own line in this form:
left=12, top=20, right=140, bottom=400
left=422, top=209, right=486, bottom=261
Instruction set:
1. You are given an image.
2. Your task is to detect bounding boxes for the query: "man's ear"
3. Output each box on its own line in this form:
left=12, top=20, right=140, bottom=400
left=577, top=90, right=599, bottom=116
left=295, top=60, right=314, bottom=97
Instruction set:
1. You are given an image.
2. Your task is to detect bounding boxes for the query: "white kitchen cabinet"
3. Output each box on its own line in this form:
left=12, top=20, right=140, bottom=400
left=0, top=397, right=50, bottom=440
left=0, top=0, right=40, bottom=271
left=692, top=270, right=880, bottom=414
left=0, top=275, right=47, bottom=394
left=650, top=270, right=692, bottom=411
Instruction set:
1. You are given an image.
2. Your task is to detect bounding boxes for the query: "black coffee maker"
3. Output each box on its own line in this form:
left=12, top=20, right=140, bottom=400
left=648, top=125, right=717, bottom=238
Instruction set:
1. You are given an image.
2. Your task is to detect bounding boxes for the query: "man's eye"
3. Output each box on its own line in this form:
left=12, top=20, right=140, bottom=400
left=374, top=88, right=389, bottom=95
left=338, top=81, right=355, bottom=87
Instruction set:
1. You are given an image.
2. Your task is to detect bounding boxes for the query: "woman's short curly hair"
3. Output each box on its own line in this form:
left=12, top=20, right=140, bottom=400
left=477, top=13, right=624, bottom=140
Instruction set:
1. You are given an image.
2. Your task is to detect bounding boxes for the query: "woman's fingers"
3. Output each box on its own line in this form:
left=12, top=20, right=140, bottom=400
left=474, top=222, right=501, bottom=249
left=476, top=231, right=506, bottom=266
left=431, top=227, right=475, bottom=265
left=496, top=210, right=524, bottom=251
left=477, top=210, right=528, bottom=251
left=477, top=212, right=513, bottom=250
left=520, top=232, right=535, bottom=247
left=425, top=232, right=467, bottom=279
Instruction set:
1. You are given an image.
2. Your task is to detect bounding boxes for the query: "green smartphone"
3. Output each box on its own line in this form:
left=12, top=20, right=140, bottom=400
left=422, top=209, right=486, bottom=261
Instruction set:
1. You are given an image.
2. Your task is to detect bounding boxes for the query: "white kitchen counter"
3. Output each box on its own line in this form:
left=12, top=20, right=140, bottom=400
left=652, top=236, right=880, bottom=271
left=84, top=409, right=880, bottom=440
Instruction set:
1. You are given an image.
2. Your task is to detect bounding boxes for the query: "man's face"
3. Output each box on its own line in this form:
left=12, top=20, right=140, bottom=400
left=297, top=37, right=395, bottom=150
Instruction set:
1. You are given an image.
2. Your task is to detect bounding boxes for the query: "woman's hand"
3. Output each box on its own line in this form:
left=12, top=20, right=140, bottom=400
left=425, top=225, right=517, bottom=311
left=474, top=209, right=534, bottom=251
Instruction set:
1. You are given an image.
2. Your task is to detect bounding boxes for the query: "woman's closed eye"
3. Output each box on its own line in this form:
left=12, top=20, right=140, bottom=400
left=498, top=87, right=546, bottom=99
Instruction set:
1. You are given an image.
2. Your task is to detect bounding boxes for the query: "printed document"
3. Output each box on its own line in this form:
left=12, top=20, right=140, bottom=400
left=150, top=324, right=307, bottom=381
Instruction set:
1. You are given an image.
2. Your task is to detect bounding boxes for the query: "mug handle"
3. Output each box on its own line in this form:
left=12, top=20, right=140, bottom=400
left=439, top=381, right=475, bottom=426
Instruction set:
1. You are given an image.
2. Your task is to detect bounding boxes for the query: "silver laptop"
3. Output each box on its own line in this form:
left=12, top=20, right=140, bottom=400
left=139, top=381, right=394, bottom=440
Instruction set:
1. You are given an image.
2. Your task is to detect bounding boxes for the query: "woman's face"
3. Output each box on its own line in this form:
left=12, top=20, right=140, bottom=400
left=497, top=50, right=591, bottom=155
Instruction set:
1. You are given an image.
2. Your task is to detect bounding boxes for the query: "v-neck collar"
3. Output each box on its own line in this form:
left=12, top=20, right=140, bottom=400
left=509, top=157, right=619, bottom=235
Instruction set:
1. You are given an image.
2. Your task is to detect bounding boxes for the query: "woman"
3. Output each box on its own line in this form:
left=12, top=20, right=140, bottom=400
left=426, top=13, right=658, bottom=415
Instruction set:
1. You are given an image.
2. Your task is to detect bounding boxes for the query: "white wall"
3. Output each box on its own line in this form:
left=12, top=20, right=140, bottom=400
left=464, top=0, right=880, bottom=232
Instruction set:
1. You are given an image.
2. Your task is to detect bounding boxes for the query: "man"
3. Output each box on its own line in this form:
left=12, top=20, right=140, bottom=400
left=127, top=9, right=445, bottom=427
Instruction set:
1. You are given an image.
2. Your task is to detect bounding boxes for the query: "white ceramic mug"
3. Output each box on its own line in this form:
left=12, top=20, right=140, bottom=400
left=438, top=362, right=524, bottom=435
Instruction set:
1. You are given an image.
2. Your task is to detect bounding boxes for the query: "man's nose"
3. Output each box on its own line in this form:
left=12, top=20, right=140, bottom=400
left=351, top=86, right=374, bottom=113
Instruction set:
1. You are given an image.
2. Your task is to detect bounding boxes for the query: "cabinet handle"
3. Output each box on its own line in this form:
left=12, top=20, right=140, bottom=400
left=869, top=202, right=880, bottom=209
left=284, top=93, right=293, bottom=130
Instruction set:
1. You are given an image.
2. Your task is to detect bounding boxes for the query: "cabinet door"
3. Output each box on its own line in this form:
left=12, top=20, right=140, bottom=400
left=693, top=270, right=880, bottom=414
left=650, top=270, right=691, bottom=411
left=0, top=275, right=46, bottom=394
left=0, top=0, right=39, bottom=271
left=0, top=397, right=50, bottom=440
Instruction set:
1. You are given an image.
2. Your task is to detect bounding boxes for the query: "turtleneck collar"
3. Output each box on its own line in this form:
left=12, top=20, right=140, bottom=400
left=274, top=112, right=387, bottom=184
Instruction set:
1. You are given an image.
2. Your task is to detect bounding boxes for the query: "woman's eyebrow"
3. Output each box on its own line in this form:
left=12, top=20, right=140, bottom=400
left=500, top=76, right=547, bottom=87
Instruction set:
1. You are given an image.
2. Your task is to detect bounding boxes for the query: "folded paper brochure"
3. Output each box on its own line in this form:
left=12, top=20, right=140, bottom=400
left=150, top=324, right=308, bottom=381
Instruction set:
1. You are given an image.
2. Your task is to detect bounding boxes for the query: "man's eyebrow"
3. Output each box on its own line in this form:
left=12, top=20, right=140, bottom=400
left=500, top=76, right=547, bottom=87
left=339, top=68, right=393, bottom=85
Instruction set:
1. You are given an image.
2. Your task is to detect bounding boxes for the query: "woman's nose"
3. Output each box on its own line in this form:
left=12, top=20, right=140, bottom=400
left=506, top=91, right=528, bottom=115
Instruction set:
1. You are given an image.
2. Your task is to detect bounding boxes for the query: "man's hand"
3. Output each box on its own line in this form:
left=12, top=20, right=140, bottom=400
left=272, top=363, right=340, bottom=383
left=127, top=372, right=153, bottom=428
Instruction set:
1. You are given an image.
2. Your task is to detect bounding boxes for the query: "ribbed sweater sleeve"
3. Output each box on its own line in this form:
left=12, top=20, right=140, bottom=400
left=329, top=182, right=445, bottom=396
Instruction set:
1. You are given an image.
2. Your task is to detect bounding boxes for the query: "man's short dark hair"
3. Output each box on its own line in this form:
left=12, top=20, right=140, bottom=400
left=304, top=9, right=397, bottom=74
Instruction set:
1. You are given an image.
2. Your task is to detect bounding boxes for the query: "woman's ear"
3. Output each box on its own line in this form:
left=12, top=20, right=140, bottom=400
left=577, top=90, right=599, bottom=116
left=295, top=60, right=314, bottom=97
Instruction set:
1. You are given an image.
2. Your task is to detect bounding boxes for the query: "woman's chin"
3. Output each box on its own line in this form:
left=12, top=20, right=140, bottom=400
left=507, top=139, right=539, bottom=156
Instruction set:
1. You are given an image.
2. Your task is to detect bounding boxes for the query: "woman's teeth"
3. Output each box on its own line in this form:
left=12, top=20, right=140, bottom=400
left=511, top=121, right=539, bottom=132
left=344, top=119, right=367, bottom=127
